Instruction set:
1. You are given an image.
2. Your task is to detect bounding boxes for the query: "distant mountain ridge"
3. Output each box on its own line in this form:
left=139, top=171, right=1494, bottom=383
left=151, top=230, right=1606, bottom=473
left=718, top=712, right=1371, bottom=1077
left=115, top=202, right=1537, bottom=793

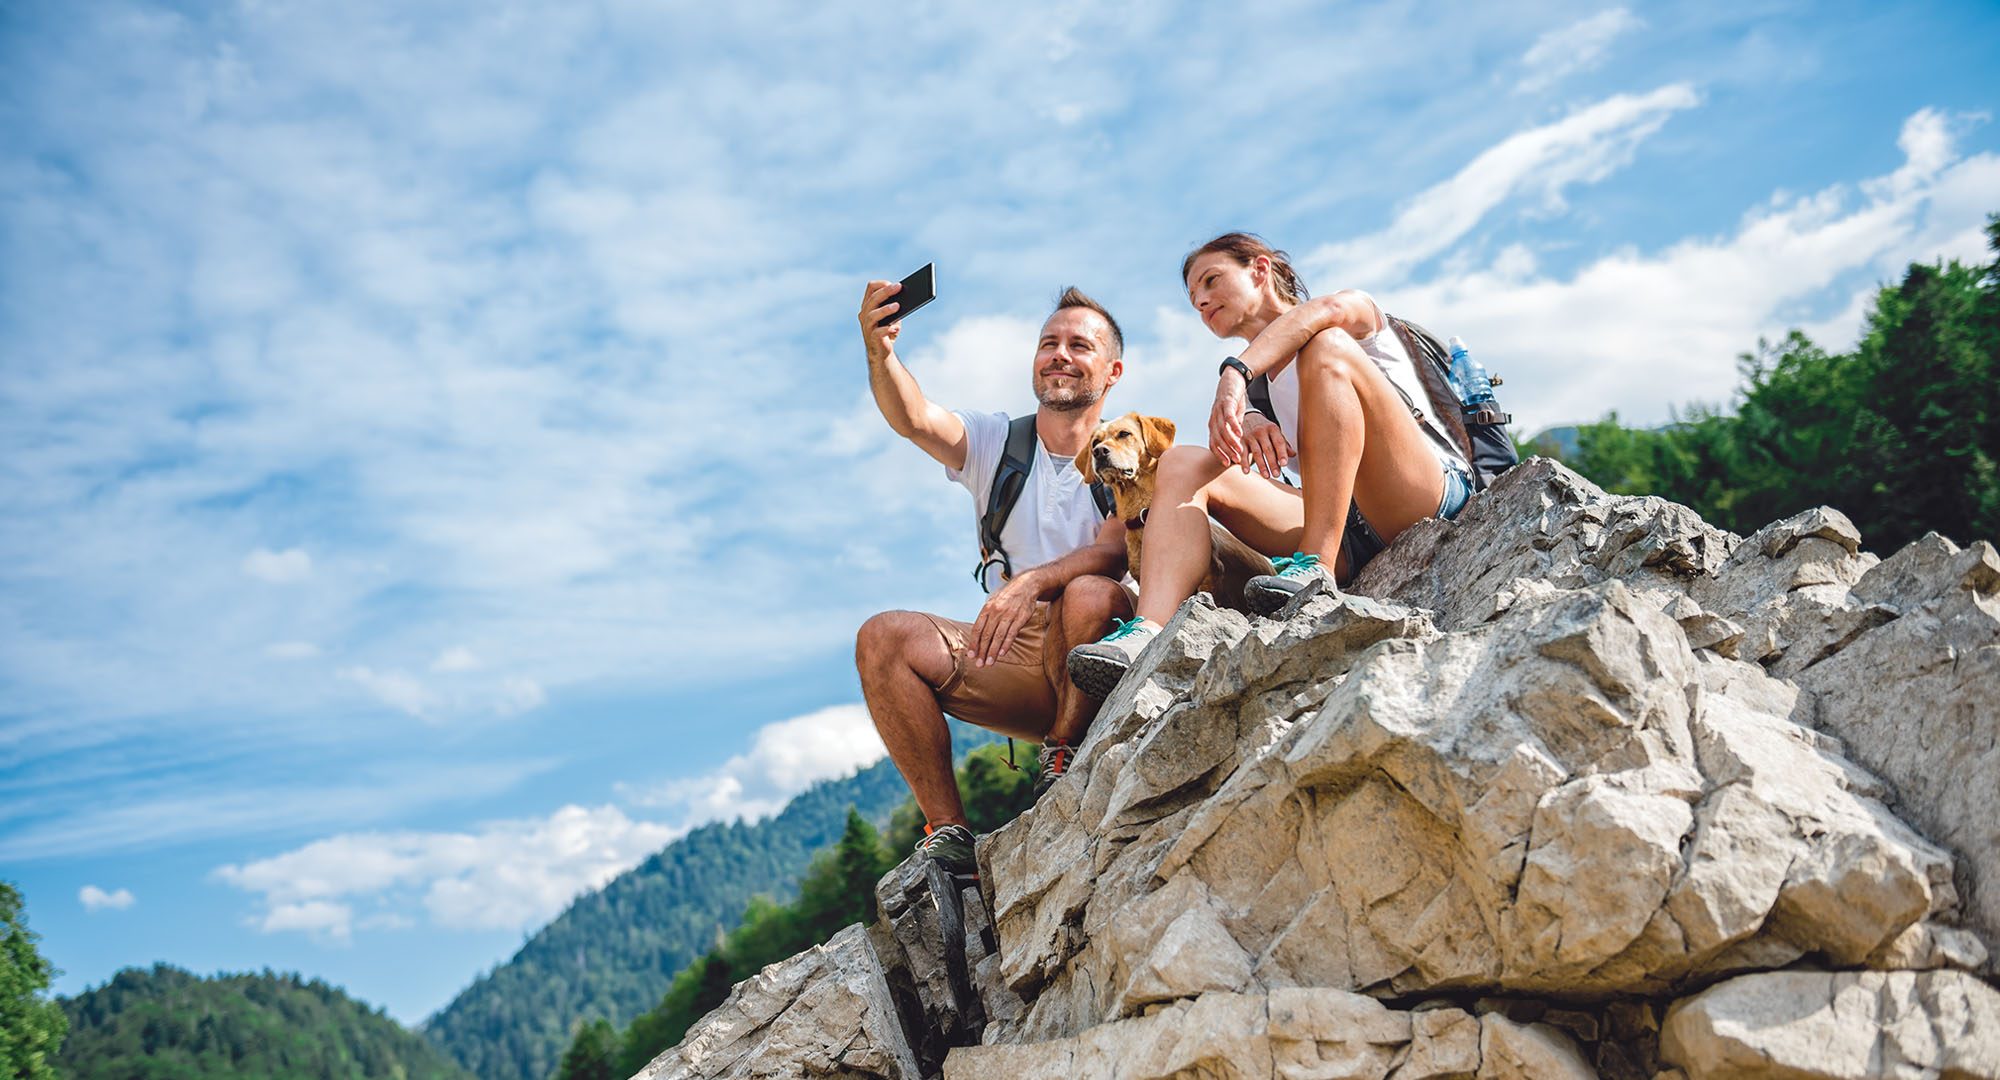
left=423, top=731, right=995, bottom=1080
left=57, top=964, right=470, bottom=1080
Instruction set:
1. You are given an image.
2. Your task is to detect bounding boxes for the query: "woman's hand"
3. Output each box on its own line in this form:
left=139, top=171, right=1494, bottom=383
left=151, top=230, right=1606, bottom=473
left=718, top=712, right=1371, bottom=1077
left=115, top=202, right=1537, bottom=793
left=1209, top=372, right=1251, bottom=470
left=1241, top=411, right=1294, bottom=480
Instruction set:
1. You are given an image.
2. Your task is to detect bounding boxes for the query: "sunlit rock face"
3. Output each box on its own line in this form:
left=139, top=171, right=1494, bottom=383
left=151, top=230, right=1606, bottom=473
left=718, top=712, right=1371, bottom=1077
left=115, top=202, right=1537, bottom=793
left=634, top=459, right=2000, bottom=1080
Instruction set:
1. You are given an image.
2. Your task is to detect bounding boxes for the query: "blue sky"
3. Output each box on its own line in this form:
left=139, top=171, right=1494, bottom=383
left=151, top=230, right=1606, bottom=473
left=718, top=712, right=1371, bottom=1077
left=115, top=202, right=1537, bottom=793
left=3, top=0, right=1996, bottom=1024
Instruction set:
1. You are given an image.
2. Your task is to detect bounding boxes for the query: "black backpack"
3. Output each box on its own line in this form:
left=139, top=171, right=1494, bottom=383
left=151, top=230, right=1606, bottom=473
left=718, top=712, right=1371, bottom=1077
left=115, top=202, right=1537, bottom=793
left=1246, top=315, right=1519, bottom=490
left=973, top=414, right=1116, bottom=592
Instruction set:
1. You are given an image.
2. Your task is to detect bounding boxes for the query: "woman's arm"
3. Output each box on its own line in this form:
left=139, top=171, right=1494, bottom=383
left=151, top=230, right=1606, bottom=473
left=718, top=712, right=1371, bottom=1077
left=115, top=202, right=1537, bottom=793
left=1234, top=290, right=1380, bottom=378
left=1209, top=290, right=1379, bottom=471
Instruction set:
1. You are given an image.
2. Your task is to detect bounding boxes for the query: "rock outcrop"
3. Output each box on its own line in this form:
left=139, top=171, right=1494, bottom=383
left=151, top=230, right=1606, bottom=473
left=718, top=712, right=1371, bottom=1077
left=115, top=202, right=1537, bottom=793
left=636, top=460, right=2000, bottom=1080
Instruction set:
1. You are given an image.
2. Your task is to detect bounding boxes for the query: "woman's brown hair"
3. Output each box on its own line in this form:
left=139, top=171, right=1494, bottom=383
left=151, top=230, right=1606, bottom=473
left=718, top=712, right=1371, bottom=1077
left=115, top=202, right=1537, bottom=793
left=1181, top=232, right=1309, bottom=304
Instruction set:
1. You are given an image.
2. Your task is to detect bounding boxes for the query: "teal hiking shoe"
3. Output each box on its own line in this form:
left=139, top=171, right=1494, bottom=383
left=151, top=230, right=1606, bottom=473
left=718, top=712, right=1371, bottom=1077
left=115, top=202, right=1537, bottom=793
left=1066, top=616, right=1161, bottom=699
left=1033, top=739, right=1074, bottom=800
left=916, top=823, right=978, bottom=880
left=1244, top=552, right=1337, bottom=615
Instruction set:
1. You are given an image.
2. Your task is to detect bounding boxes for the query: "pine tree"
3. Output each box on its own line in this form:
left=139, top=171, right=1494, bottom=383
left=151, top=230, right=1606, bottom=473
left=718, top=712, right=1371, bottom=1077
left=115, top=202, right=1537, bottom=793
left=551, top=1019, right=617, bottom=1080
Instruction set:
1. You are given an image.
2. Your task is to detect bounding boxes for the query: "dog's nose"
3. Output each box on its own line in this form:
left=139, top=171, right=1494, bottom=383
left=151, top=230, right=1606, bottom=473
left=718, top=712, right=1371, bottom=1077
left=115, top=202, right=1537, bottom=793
left=1093, top=445, right=1111, bottom=462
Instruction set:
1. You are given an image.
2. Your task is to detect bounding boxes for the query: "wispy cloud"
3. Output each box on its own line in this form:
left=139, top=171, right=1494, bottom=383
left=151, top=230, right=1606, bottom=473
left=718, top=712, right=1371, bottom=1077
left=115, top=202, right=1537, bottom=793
left=216, top=805, right=681, bottom=939
left=1305, top=84, right=1700, bottom=287
left=241, top=547, right=312, bottom=584
left=0, top=759, right=556, bottom=862
left=1384, top=109, right=1999, bottom=430
left=620, top=704, right=887, bottom=825
left=1517, top=9, right=1645, bottom=94
left=79, top=884, right=135, bottom=912
left=219, top=703, right=887, bottom=941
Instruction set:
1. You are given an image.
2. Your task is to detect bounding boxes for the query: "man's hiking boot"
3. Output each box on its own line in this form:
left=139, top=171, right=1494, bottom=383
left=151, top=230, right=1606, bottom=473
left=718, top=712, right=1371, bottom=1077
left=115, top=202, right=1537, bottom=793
left=1034, top=738, right=1073, bottom=799
left=916, top=823, right=978, bottom=880
left=1244, top=552, right=1337, bottom=616
left=1066, top=617, right=1161, bottom=699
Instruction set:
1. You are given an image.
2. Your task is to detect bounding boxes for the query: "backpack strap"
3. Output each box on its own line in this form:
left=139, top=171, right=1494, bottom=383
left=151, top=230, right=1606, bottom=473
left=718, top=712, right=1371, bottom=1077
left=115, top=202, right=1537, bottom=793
left=1090, top=480, right=1115, bottom=518
left=1247, top=374, right=1277, bottom=424
left=1389, top=314, right=1519, bottom=491
left=979, top=414, right=1040, bottom=566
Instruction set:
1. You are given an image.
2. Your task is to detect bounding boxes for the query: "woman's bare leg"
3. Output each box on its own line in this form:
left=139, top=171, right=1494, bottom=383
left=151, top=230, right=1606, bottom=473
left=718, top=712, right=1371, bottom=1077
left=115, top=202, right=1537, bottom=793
left=1133, top=445, right=1229, bottom=626
left=1293, top=332, right=1448, bottom=558
left=1135, top=447, right=1310, bottom=625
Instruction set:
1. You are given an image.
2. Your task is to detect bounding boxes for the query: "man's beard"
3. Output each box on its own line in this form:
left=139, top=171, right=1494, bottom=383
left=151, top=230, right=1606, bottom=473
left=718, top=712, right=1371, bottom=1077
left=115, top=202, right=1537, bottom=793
left=1036, top=380, right=1103, bottom=412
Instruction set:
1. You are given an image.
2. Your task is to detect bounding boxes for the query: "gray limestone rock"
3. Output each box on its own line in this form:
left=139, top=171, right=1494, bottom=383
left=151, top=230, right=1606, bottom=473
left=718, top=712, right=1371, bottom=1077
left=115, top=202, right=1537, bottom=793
left=1352, top=458, right=1736, bottom=630
left=1793, top=537, right=2000, bottom=960
left=634, top=924, right=918, bottom=1080
left=1661, top=970, right=2000, bottom=1079
left=645, top=462, right=2000, bottom=1080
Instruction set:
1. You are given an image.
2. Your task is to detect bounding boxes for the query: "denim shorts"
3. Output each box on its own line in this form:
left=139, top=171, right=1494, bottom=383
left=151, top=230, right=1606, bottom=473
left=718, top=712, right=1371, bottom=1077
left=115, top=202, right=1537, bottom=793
left=1341, top=461, right=1476, bottom=576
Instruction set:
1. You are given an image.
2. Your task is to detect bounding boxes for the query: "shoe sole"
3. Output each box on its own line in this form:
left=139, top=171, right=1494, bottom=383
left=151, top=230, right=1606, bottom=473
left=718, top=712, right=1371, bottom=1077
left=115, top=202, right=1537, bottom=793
left=1067, top=649, right=1131, bottom=700
left=1246, top=576, right=1329, bottom=617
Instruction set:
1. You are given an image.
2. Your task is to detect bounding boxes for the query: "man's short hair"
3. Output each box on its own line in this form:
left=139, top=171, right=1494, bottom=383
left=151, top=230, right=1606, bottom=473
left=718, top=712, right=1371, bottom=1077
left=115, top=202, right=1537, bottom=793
left=1050, top=286, right=1124, bottom=358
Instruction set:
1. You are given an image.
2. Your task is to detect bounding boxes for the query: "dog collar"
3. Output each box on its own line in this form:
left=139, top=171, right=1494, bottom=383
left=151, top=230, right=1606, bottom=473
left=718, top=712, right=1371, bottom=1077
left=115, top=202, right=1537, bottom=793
left=1123, top=508, right=1148, bottom=530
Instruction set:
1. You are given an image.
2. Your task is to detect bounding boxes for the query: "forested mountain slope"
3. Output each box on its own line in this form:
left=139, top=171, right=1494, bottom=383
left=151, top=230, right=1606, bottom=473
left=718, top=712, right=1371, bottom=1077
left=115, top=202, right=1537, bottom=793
left=423, top=747, right=968, bottom=1080
left=57, top=964, right=470, bottom=1080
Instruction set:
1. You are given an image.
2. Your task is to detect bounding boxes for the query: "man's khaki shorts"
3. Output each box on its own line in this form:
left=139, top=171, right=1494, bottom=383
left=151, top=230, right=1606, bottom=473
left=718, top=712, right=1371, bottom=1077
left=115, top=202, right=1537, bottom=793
left=915, top=603, right=1061, bottom=737
left=914, top=582, right=1137, bottom=736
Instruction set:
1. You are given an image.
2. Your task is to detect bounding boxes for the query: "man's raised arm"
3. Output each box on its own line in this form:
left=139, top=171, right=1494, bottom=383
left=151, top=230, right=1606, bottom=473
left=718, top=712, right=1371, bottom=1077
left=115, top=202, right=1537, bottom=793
left=860, top=279, right=969, bottom=471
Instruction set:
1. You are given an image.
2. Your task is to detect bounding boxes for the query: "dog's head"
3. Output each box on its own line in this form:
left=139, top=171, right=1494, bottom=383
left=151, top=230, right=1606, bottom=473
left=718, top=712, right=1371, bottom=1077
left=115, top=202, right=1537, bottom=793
left=1075, top=412, right=1176, bottom=485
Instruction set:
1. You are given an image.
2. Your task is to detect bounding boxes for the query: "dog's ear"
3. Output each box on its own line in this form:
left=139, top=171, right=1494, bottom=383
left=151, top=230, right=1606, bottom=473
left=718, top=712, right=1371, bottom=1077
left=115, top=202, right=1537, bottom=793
left=1141, top=415, right=1177, bottom=460
left=1074, top=435, right=1099, bottom=483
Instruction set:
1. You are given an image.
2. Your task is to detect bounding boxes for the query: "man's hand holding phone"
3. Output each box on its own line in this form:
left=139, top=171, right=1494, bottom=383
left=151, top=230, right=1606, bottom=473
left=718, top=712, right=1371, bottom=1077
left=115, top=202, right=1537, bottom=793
left=860, top=263, right=935, bottom=360
left=859, top=279, right=905, bottom=361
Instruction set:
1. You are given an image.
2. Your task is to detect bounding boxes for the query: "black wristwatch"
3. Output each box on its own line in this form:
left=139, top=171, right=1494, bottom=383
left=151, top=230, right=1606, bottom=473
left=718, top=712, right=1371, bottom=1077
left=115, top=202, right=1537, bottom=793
left=1219, top=356, right=1253, bottom=385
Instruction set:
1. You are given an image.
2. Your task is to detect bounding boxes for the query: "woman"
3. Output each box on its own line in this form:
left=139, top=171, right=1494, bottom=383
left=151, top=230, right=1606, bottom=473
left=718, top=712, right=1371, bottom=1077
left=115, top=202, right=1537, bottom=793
left=1068, top=233, right=1476, bottom=684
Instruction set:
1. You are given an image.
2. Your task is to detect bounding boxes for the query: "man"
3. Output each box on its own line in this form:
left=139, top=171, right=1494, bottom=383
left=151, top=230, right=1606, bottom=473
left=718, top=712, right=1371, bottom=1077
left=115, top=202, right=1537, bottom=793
left=853, top=280, right=1135, bottom=878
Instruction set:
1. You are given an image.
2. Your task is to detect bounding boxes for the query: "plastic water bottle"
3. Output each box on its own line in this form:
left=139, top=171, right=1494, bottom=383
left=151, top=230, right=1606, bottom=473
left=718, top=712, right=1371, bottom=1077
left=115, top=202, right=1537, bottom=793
left=1447, top=336, right=1495, bottom=408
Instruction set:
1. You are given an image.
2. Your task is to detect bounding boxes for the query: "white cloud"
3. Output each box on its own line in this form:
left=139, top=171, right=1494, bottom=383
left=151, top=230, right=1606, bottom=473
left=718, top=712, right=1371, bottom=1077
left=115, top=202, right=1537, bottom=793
left=623, top=704, right=888, bottom=825
left=264, top=641, right=321, bottom=660
left=430, top=646, right=481, bottom=672
left=338, top=663, right=543, bottom=721
left=1305, top=84, right=1700, bottom=287
left=79, top=884, right=135, bottom=912
left=215, top=804, right=681, bottom=936
left=241, top=547, right=313, bottom=584
left=1517, top=9, right=1644, bottom=94
left=1383, top=108, right=2000, bottom=432
left=257, top=900, right=355, bottom=943
left=495, top=676, right=546, bottom=715
left=339, top=666, right=437, bottom=719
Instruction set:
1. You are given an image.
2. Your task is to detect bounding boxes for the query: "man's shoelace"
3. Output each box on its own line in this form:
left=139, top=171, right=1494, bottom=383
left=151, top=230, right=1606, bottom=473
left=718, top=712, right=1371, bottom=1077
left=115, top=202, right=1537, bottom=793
left=918, top=825, right=969, bottom=852
left=1038, top=741, right=1070, bottom=777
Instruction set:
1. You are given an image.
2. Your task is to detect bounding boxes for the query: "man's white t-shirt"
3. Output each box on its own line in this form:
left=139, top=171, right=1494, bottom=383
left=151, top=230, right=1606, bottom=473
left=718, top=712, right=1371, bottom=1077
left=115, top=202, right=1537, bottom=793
left=947, top=410, right=1108, bottom=594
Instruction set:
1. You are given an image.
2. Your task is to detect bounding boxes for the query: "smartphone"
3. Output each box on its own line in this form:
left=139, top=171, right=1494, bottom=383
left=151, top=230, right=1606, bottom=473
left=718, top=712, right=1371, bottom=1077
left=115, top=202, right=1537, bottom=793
left=878, top=262, right=936, bottom=328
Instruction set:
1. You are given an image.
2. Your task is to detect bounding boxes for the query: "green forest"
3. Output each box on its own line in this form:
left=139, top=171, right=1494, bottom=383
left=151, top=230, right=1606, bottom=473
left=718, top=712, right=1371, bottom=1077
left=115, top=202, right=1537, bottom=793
left=550, top=743, right=1039, bottom=1080
left=1546, top=217, right=1999, bottom=552
left=56, top=966, right=471, bottom=1080
left=421, top=723, right=1002, bottom=1080
left=420, top=755, right=914, bottom=1080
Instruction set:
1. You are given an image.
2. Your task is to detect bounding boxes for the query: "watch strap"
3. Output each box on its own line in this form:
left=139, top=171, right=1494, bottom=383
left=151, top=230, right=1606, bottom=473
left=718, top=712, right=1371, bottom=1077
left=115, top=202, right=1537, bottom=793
left=1219, top=356, right=1252, bottom=384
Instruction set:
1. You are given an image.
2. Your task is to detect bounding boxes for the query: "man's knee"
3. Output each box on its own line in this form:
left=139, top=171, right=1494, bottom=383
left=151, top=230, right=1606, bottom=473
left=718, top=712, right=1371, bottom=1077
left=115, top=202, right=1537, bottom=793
left=855, top=610, right=929, bottom=675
